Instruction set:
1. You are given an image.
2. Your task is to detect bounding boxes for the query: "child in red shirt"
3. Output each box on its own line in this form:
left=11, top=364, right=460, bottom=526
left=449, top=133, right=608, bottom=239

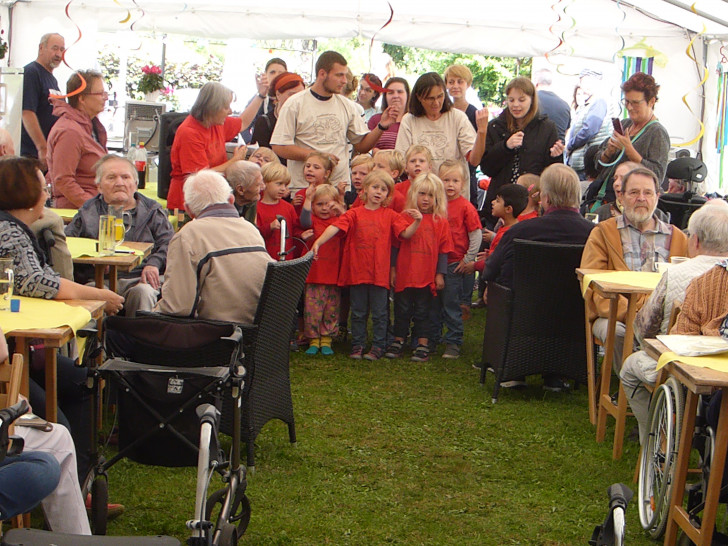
left=256, top=162, right=300, bottom=260
left=300, top=184, right=346, bottom=355
left=292, top=151, right=334, bottom=216
left=386, top=173, right=453, bottom=362
left=516, top=173, right=540, bottom=221
left=396, top=145, right=433, bottom=198
left=372, top=150, right=407, bottom=212
left=312, top=171, right=422, bottom=360
left=434, top=160, right=482, bottom=359
left=345, top=155, right=374, bottom=209
left=475, top=183, right=528, bottom=274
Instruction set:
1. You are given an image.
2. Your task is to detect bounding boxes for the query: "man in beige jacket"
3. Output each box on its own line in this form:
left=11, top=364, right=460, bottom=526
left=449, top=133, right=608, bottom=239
left=155, top=169, right=272, bottom=323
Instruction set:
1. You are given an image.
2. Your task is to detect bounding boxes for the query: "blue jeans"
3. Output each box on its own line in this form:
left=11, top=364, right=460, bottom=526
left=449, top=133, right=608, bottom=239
left=0, top=451, right=60, bottom=519
left=349, top=284, right=389, bottom=349
left=432, top=263, right=469, bottom=346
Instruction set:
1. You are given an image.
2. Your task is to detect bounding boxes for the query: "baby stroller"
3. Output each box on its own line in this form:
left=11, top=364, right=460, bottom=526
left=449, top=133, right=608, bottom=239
left=81, top=313, right=250, bottom=544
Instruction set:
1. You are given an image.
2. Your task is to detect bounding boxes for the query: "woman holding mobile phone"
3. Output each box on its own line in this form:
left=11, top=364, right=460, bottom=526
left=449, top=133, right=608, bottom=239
left=584, top=72, right=669, bottom=208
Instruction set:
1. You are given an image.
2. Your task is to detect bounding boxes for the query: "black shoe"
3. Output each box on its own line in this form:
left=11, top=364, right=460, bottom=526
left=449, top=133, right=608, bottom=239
left=543, top=377, right=570, bottom=392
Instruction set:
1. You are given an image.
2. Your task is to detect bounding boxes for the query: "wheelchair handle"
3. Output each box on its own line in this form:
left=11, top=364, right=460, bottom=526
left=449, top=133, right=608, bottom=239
left=195, top=404, right=220, bottom=427
left=607, top=483, right=633, bottom=511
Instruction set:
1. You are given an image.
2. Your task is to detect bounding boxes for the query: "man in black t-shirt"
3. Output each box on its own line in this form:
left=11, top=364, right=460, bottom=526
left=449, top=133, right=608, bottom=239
left=21, top=33, right=64, bottom=170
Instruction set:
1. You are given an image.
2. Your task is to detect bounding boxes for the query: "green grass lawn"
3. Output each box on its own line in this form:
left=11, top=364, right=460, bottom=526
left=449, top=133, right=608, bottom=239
left=105, top=308, right=658, bottom=545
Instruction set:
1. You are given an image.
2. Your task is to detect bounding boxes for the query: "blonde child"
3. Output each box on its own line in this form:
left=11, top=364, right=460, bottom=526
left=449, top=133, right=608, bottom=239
left=301, top=185, right=346, bottom=355
left=312, top=171, right=422, bottom=360
left=292, top=151, right=334, bottom=214
left=397, top=145, right=433, bottom=198
left=250, top=147, right=281, bottom=167
left=516, top=173, right=541, bottom=221
left=346, top=155, right=374, bottom=208
left=256, top=163, right=300, bottom=260
left=434, top=159, right=482, bottom=358
left=372, top=150, right=406, bottom=212
left=386, top=173, right=453, bottom=362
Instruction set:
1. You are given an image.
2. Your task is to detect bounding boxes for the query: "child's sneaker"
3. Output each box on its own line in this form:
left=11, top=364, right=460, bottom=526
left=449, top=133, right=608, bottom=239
left=320, top=345, right=334, bottom=356
left=305, top=345, right=319, bottom=355
left=384, top=340, right=404, bottom=359
left=442, top=344, right=461, bottom=359
left=411, top=345, right=429, bottom=362
left=363, top=346, right=384, bottom=361
left=349, top=346, right=364, bottom=359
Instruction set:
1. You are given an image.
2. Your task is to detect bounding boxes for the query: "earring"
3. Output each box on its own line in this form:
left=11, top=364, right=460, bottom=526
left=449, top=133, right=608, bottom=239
left=28, top=207, right=33, bottom=211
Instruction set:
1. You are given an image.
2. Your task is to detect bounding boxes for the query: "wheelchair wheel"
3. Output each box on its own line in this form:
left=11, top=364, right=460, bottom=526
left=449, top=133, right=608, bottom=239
left=638, top=376, right=684, bottom=539
left=218, top=522, right=238, bottom=546
left=91, top=476, right=109, bottom=535
left=205, top=486, right=251, bottom=543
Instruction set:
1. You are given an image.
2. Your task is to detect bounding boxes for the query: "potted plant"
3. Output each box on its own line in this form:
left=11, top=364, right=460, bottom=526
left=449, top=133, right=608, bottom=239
left=138, top=64, right=164, bottom=101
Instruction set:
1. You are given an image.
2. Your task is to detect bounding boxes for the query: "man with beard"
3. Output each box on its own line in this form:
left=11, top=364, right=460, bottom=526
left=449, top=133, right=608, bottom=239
left=21, top=33, right=65, bottom=170
left=271, top=50, right=398, bottom=191
left=581, top=166, right=688, bottom=370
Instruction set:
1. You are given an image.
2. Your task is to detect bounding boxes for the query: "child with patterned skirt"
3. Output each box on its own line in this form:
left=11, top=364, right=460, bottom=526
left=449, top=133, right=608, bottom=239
left=386, top=173, right=453, bottom=362
left=312, top=171, right=422, bottom=361
left=300, top=184, right=346, bottom=355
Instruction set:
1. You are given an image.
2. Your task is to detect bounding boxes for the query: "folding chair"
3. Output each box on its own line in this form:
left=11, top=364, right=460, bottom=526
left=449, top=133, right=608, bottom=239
left=220, top=252, right=313, bottom=471
left=85, top=314, right=247, bottom=536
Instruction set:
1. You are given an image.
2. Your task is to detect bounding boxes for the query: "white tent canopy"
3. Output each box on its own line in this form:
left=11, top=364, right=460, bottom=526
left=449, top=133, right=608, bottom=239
left=4, top=0, right=728, bottom=190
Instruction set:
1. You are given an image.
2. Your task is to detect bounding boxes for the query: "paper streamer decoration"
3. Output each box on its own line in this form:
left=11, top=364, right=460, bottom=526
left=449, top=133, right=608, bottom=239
left=112, top=0, right=131, bottom=23
left=622, top=56, right=654, bottom=78
left=673, top=4, right=707, bottom=148
left=618, top=38, right=668, bottom=68
left=367, top=1, right=393, bottom=82
left=49, top=1, right=87, bottom=99
left=544, top=0, right=579, bottom=76
left=129, top=0, right=146, bottom=31
left=715, top=64, right=728, bottom=189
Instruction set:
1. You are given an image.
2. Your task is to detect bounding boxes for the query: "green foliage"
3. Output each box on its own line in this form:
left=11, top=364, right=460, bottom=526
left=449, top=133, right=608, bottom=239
left=382, top=44, right=532, bottom=106
left=98, top=51, right=224, bottom=100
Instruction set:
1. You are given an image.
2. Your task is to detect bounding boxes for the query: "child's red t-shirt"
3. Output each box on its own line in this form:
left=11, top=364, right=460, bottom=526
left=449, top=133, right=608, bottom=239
left=518, top=210, right=539, bottom=221
left=350, top=191, right=405, bottom=212
left=256, top=199, right=300, bottom=260
left=394, top=213, right=453, bottom=292
left=446, top=196, right=482, bottom=264
left=307, top=216, right=342, bottom=285
left=395, top=179, right=411, bottom=196
left=334, top=206, right=411, bottom=289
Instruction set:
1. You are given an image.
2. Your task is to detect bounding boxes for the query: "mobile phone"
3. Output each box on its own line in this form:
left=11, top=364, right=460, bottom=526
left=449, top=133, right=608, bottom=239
left=611, top=117, right=623, bottom=136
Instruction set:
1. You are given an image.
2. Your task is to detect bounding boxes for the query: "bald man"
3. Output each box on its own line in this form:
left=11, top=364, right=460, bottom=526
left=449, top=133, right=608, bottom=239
left=0, top=128, right=73, bottom=279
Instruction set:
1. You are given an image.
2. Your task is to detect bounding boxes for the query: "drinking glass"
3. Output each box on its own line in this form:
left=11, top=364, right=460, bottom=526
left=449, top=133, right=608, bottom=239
left=0, top=258, right=14, bottom=311
left=98, top=215, right=116, bottom=256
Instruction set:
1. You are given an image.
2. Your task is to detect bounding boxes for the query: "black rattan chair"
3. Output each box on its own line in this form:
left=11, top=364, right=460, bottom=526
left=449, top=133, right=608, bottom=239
left=220, top=252, right=313, bottom=471
left=479, top=239, right=588, bottom=402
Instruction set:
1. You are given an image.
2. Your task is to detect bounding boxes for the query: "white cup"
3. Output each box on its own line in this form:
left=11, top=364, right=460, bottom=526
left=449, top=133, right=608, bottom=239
left=0, top=258, right=14, bottom=311
left=670, top=256, right=689, bottom=265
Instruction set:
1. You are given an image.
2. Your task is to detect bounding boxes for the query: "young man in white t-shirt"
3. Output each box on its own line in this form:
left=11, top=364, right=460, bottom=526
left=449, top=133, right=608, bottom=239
left=271, top=51, right=397, bottom=190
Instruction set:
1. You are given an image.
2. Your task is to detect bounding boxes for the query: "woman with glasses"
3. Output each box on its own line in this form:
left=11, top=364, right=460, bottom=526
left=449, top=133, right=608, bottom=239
left=585, top=72, right=669, bottom=210
left=395, top=72, right=487, bottom=200
left=46, top=70, right=109, bottom=208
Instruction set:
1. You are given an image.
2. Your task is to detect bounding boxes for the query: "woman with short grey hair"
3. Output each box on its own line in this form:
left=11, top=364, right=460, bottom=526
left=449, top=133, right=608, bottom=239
left=168, top=78, right=266, bottom=213
left=225, top=160, right=263, bottom=224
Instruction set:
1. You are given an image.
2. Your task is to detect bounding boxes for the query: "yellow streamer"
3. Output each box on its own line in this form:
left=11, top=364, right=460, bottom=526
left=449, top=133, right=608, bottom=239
left=674, top=4, right=707, bottom=148
left=113, top=0, right=131, bottom=24
left=617, top=38, right=668, bottom=68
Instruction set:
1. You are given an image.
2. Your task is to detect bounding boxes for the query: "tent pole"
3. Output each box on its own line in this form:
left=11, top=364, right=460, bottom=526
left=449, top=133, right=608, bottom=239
left=657, top=0, right=728, bottom=30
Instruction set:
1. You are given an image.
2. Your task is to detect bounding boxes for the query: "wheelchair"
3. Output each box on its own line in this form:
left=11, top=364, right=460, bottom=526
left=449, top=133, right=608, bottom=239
left=80, top=314, right=251, bottom=544
left=637, top=375, right=728, bottom=543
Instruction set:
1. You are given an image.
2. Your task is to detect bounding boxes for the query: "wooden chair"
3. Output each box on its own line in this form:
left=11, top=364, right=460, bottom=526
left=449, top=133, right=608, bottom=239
left=585, top=309, right=603, bottom=426
left=0, top=353, right=30, bottom=529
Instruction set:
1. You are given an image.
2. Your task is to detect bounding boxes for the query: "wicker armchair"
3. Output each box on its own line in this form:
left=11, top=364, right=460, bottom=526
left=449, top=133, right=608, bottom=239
left=479, top=239, right=588, bottom=402
left=221, top=252, right=313, bottom=470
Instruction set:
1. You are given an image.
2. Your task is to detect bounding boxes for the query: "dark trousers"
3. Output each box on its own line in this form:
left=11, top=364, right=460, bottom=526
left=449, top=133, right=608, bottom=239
left=393, top=287, right=433, bottom=342
left=349, top=284, right=389, bottom=349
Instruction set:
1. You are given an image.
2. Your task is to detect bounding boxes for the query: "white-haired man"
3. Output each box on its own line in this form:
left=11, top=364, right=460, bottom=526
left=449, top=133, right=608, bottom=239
left=621, top=199, right=728, bottom=443
left=155, top=170, right=272, bottom=322
left=225, top=160, right=264, bottom=225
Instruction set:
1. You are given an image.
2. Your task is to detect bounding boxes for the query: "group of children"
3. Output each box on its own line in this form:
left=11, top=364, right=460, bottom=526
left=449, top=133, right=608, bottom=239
left=249, top=142, right=543, bottom=363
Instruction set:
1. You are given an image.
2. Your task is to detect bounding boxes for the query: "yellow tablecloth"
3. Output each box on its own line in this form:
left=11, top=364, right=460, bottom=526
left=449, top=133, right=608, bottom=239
left=51, top=208, right=78, bottom=222
left=0, top=296, right=92, bottom=335
left=658, top=351, right=728, bottom=373
left=67, top=237, right=145, bottom=258
left=581, top=271, right=662, bottom=296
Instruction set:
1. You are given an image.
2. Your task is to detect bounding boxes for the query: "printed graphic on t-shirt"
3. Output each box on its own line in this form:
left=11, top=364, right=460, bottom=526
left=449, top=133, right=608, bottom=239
left=416, top=131, right=448, bottom=162
left=313, top=114, right=345, bottom=146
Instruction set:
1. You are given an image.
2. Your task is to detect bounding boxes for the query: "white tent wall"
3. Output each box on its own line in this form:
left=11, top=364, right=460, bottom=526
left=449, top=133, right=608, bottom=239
left=5, top=0, right=727, bottom=190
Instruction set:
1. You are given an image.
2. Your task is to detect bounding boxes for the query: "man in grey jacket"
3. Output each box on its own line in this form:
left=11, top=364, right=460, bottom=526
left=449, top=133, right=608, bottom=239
left=65, top=155, right=174, bottom=316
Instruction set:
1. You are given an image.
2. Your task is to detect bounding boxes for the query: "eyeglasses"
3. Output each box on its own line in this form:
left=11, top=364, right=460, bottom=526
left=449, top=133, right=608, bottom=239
left=85, top=91, right=109, bottom=97
left=625, top=189, right=656, bottom=198
left=423, top=93, right=444, bottom=103
left=622, top=98, right=646, bottom=107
